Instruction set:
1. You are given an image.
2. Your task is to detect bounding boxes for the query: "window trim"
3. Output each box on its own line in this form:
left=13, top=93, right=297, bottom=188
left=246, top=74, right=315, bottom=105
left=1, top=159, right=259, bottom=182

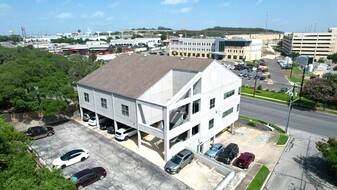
left=209, top=119, right=214, bottom=129
left=101, top=98, right=107, bottom=109
left=121, top=104, right=129, bottom=116
left=84, top=92, right=89, bottom=102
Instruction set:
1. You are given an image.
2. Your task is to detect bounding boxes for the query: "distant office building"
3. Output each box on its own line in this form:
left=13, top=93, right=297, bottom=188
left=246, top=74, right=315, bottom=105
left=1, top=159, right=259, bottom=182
left=169, top=38, right=262, bottom=61
left=282, top=28, right=337, bottom=62
left=226, top=33, right=283, bottom=47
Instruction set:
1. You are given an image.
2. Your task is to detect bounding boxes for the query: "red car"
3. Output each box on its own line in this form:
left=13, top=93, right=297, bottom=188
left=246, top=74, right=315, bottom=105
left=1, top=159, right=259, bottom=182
left=235, top=152, right=255, bottom=169
left=70, top=167, right=106, bottom=189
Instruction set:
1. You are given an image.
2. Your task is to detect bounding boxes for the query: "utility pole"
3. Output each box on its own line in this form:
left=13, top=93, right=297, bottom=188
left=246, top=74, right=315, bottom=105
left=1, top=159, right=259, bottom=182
left=285, top=84, right=298, bottom=133
left=298, top=64, right=307, bottom=105
left=253, top=63, right=259, bottom=97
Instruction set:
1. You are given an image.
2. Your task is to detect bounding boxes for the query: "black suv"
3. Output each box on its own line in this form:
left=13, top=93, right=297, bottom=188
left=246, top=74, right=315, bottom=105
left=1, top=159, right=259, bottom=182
left=216, top=143, right=239, bottom=164
left=25, top=126, right=55, bottom=140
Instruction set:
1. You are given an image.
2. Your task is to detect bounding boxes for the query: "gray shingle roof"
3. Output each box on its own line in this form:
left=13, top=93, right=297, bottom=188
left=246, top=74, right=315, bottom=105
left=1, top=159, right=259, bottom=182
left=77, top=54, right=213, bottom=99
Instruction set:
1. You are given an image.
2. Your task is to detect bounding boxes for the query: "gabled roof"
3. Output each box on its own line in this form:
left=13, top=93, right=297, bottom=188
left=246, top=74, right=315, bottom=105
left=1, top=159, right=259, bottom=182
left=77, top=54, right=214, bottom=99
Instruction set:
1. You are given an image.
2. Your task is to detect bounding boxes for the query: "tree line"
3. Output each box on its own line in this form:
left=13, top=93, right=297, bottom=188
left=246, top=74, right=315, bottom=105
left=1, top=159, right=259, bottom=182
left=0, top=46, right=103, bottom=115
left=0, top=118, right=75, bottom=189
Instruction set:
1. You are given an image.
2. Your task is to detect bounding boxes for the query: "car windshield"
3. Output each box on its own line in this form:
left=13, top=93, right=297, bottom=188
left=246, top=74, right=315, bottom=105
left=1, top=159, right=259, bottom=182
left=171, top=156, right=183, bottom=164
left=60, top=154, right=69, bottom=161
left=70, top=176, right=78, bottom=182
left=210, top=146, right=218, bottom=151
left=42, top=126, right=48, bottom=131
left=237, top=158, right=245, bottom=163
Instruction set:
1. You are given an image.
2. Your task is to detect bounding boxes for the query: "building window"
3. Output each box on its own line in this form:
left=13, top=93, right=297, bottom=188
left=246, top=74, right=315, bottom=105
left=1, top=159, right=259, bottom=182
left=192, top=124, right=199, bottom=135
left=224, top=90, right=235, bottom=99
left=193, top=99, right=200, bottom=114
left=121, top=104, right=129, bottom=116
left=209, top=119, right=214, bottom=129
left=210, top=98, right=215, bottom=109
left=84, top=93, right=89, bottom=102
left=237, top=104, right=240, bottom=112
left=222, top=107, right=234, bottom=118
left=101, top=98, right=107, bottom=109
left=228, top=55, right=231, bottom=59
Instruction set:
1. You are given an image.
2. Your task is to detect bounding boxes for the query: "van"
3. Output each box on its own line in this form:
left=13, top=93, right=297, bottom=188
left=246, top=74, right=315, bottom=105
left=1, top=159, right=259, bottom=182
left=216, top=143, right=239, bottom=164
left=115, top=127, right=137, bottom=141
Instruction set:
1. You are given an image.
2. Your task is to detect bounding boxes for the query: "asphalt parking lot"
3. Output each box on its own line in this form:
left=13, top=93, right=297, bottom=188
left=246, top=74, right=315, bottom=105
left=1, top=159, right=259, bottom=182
left=74, top=118, right=225, bottom=190
left=230, top=59, right=291, bottom=91
left=214, top=124, right=285, bottom=189
left=31, top=120, right=191, bottom=190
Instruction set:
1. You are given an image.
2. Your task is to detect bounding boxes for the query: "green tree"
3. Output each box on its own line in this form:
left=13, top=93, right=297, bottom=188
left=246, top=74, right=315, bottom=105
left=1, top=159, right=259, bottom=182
left=0, top=118, right=75, bottom=190
left=302, top=78, right=337, bottom=110
left=323, top=73, right=337, bottom=84
left=316, top=137, right=337, bottom=177
left=327, top=53, right=337, bottom=63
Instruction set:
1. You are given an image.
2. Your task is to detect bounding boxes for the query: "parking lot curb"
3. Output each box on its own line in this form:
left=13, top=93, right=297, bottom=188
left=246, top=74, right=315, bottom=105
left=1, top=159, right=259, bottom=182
left=28, top=146, right=52, bottom=171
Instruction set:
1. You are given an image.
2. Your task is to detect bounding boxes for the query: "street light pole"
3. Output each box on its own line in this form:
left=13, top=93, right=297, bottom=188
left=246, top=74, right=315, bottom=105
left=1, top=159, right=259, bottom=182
left=285, top=83, right=298, bottom=133
left=253, top=64, right=259, bottom=97
left=298, top=65, right=307, bottom=105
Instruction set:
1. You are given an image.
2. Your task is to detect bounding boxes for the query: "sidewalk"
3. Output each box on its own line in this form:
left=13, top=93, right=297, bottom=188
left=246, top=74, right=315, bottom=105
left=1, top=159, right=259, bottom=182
left=235, top=164, right=262, bottom=190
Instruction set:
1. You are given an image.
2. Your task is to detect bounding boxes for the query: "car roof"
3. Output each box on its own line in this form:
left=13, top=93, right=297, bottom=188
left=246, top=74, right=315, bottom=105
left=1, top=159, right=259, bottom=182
left=29, top=126, right=43, bottom=129
left=213, top=143, right=224, bottom=148
left=177, top=149, right=192, bottom=157
left=73, top=168, right=93, bottom=178
left=239, top=152, right=254, bottom=159
left=66, top=149, right=85, bottom=155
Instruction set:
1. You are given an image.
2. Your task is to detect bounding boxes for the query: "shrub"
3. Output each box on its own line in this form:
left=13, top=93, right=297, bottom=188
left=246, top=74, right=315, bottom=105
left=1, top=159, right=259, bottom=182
left=247, top=121, right=256, bottom=127
left=257, top=85, right=262, bottom=90
left=268, top=74, right=271, bottom=78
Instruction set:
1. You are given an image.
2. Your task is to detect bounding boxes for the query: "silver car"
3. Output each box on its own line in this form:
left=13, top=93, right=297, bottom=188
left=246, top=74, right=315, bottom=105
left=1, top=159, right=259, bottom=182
left=205, top=143, right=225, bottom=159
left=164, top=149, right=193, bottom=174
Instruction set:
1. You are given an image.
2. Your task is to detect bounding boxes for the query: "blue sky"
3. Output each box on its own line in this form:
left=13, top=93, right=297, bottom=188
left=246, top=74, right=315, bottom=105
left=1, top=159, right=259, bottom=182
left=1, top=0, right=337, bottom=36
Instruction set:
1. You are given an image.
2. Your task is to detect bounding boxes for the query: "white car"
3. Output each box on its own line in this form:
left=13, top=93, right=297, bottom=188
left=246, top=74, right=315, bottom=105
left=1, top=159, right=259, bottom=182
left=115, top=127, right=137, bottom=141
left=88, top=117, right=108, bottom=126
left=52, top=149, right=89, bottom=169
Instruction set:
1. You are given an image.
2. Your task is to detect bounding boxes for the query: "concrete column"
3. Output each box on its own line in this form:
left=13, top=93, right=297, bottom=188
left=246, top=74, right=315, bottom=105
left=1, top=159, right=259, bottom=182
left=80, top=106, right=83, bottom=120
left=112, top=93, right=118, bottom=131
left=231, top=123, right=235, bottom=134
left=135, top=101, right=141, bottom=148
left=163, top=107, right=170, bottom=161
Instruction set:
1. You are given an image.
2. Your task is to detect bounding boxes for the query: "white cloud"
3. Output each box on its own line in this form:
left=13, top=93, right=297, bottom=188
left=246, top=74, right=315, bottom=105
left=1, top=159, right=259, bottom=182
left=256, top=0, right=263, bottom=5
left=180, top=7, right=192, bottom=13
left=106, top=16, right=115, bottom=21
left=92, top=11, right=105, bottom=17
left=221, top=1, right=230, bottom=7
left=55, top=12, right=73, bottom=19
left=36, top=0, right=47, bottom=3
left=161, top=0, right=198, bottom=5
left=109, top=1, right=120, bottom=8
left=0, top=3, right=12, bottom=15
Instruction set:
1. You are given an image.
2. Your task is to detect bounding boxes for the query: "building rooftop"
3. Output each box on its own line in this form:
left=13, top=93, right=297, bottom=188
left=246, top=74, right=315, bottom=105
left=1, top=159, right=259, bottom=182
left=77, top=54, right=213, bottom=99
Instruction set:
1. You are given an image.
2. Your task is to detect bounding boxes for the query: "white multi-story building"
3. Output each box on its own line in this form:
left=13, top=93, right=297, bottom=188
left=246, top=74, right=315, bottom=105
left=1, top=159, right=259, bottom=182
left=169, top=37, right=262, bottom=61
left=77, top=54, right=241, bottom=161
left=282, top=28, right=337, bottom=61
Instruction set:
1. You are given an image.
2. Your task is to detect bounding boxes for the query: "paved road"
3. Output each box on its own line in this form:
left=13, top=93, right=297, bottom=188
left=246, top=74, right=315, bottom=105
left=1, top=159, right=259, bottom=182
left=31, top=120, right=191, bottom=190
left=265, top=129, right=337, bottom=190
left=240, top=96, right=337, bottom=138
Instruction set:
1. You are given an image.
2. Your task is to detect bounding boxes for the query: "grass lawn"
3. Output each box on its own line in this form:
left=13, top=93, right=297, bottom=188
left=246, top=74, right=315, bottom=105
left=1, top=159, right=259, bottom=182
left=291, top=66, right=303, bottom=74
left=287, top=76, right=305, bottom=83
left=242, top=87, right=292, bottom=102
left=247, top=165, right=270, bottom=190
left=277, top=134, right=289, bottom=145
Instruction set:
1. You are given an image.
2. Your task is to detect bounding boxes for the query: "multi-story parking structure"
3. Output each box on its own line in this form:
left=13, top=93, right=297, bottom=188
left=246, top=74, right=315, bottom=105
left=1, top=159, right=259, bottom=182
left=282, top=28, right=337, bottom=62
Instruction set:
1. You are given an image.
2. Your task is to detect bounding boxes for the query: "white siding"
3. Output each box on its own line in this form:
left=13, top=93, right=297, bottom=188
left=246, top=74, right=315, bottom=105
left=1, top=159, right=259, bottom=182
left=78, top=85, right=95, bottom=111
left=113, top=95, right=137, bottom=128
